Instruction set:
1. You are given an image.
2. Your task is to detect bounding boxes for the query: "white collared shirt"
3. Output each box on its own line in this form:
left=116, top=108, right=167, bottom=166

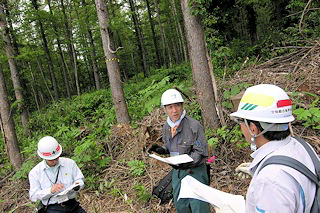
left=246, top=137, right=317, bottom=213
left=28, top=157, right=84, bottom=205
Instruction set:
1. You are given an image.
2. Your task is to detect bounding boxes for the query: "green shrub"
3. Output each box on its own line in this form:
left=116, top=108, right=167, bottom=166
left=132, top=183, right=151, bottom=203
left=127, top=160, right=145, bottom=176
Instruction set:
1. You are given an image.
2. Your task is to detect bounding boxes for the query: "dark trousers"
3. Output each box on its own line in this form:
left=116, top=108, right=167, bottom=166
left=46, top=199, right=86, bottom=213
left=172, top=163, right=210, bottom=213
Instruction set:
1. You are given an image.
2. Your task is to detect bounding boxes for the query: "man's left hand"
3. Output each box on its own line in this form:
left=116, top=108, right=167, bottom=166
left=235, top=162, right=251, bottom=179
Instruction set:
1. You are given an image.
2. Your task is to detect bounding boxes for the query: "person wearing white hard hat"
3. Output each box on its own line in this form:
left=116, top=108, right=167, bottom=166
left=148, top=89, right=210, bottom=213
left=217, top=84, right=317, bottom=213
left=28, top=136, right=87, bottom=213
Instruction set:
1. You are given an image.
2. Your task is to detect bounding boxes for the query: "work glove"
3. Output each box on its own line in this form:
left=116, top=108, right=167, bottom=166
left=214, top=205, right=236, bottom=213
left=235, top=162, right=251, bottom=179
left=170, top=164, right=180, bottom=170
left=148, top=144, right=166, bottom=154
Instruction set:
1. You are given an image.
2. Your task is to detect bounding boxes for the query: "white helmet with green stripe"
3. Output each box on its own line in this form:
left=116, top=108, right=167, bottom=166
left=230, top=84, right=295, bottom=124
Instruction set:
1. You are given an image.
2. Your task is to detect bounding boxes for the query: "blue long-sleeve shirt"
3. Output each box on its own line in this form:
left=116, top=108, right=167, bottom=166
left=28, top=157, right=84, bottom=205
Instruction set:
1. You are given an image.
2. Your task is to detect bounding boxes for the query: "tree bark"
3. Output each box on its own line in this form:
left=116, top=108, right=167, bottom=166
left=60, top=0, right=76, bottom=85
left=145, top=0, right=161, bottom=68
left=0, top=3, right=30, bottom=136
left=47, top=0, right=71, bottom=99
left=82, top=0, right=100, bottom=90
left=35, top=56, right=55, bottom=103
left=154, top=0, right=167, bottom=67
left=72, top=44, right=80, bottom=96
left=171, top=0, right=188, bottom=63
left=0, top=67, right=22, bottom=171
left=95, top=0, right=130, bottom=123
left=31, top=0, right=59, bottom=100
left=128, top=0, right=148, bottom=77
left=180, top=0, right=219, bottom=129
left=29, top=64, right=40, bottom=111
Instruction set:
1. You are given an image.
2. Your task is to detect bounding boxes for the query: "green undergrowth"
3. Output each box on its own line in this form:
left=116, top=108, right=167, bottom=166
left=2, top=62, right=318, bottom=194
left=5, top=63, right=195, bottom=183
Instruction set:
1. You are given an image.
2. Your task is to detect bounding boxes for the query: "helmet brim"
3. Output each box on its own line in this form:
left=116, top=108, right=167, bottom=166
left=230, top=111, right=295, bottom=123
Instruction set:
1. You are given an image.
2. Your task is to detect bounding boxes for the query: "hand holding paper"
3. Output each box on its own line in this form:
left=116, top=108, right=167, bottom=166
left=55, top=182, right=80, bottom=197
left=148, top=154, right=193, bottom=165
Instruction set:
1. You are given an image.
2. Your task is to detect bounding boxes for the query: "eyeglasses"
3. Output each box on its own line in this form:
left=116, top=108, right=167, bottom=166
left=233, top=117, right=245, bottom=124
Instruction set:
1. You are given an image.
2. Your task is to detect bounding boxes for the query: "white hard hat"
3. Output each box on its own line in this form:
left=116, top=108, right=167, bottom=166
left=37, top=136, right=62, bottom=160
left=230, top=84, right=295, bottom=123
left=161, top=89, right=184, bottom=106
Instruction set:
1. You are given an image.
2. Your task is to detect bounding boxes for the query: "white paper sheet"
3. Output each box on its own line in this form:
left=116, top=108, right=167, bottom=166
left=178, top=176, right=245, bottom=213
left=55, top=182, right=80, bottom=197
left=149, top=154, right=193, bottom=165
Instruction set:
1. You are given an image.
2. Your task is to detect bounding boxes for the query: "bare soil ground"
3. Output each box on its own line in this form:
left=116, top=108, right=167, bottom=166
left=1, top=44, right=319, bottom=213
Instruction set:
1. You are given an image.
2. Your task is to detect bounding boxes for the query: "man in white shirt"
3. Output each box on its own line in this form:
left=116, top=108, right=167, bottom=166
left=29, top=136, right=87, bottom=213
left=215, top=84, right=317, bottom=213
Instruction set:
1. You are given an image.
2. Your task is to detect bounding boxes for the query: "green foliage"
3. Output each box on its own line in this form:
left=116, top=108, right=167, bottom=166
left=137, top=76, right=170, bottom=113
left=208, top=137, right=219, bottom=149
left=125, top=63, right=192, bottom=120
left=293, top=107, right=320, bottom=130
left=85, top=175, right=100, bottom=190
left=293, top=92, right=320, bottom=130
left=207, top=125, right=248, bottom=149
left=186, top=100, right=202, bottom=121
left=11, top=157, right=37, bottom=180
left=132, top=183, right=152, bottom=203
left=98, top=179, right=115, bottom=193
left=127, top=160, right=145, bottom=177
left=222, top=83, right=252, bottom=109
left=110, top=188, right=122, bottom=197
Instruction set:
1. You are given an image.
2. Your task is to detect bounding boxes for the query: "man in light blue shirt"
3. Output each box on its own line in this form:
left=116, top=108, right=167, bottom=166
left=28, top=136, right=87, bottom=213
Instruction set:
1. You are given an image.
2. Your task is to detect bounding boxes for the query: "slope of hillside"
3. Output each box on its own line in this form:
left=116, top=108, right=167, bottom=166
left=0, top=45, right=319, bottom=212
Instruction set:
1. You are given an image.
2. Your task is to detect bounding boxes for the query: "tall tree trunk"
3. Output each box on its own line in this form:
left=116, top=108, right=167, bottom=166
left=47, top=0, right=71, bottom=99
left=29, top=64, right=40, bottom=111
left=82, top=0, right=100, bottom=90
left=0, top=67, right=22, bottom=171
left=145, top=0, right=160, bottom=68
left=170, top=0, right=188, bottom=62
left=245, top=4, right=257, bottom=46
left=154, top=0, right=172, bottom=68
left=60, top=0, right=76, bottom=78
left=0, top=3, right=30, bottom=136
left=95, top=0, right=130, bottom=123
left=35, top=56, right=55, bottom=103
left=72, top=44, right=80, bottom=96
left=154, top=0, right=166, bottom=67
left=180, top=0, right=219, bottom=129
left=128, top=0, right=148, bottom=77
left=5, top=1, right=19, bottom=56
left=31, top=0, right=59, bottom=100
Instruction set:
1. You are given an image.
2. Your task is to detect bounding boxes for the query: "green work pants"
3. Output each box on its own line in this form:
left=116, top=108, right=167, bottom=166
left=172, top=163, right=210, bottom=213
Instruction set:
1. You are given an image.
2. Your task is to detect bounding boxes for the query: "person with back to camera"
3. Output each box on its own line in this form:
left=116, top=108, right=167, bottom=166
left=28, top=136, right=87, bottom=213
left=148, top=88, right=210, bottom=213
left=215, top=84, right=318, bottom=213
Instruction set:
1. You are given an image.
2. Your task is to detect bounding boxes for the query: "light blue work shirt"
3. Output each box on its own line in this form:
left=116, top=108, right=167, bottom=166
left=246, top=137, right=317, bottom=213
left=28, top=157, right=84, bottom=205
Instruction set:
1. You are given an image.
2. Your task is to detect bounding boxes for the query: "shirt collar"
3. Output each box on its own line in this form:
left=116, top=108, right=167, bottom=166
left=39, top=157, right=65, bottom=171
left=249, top=137, right=291, bottom=173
